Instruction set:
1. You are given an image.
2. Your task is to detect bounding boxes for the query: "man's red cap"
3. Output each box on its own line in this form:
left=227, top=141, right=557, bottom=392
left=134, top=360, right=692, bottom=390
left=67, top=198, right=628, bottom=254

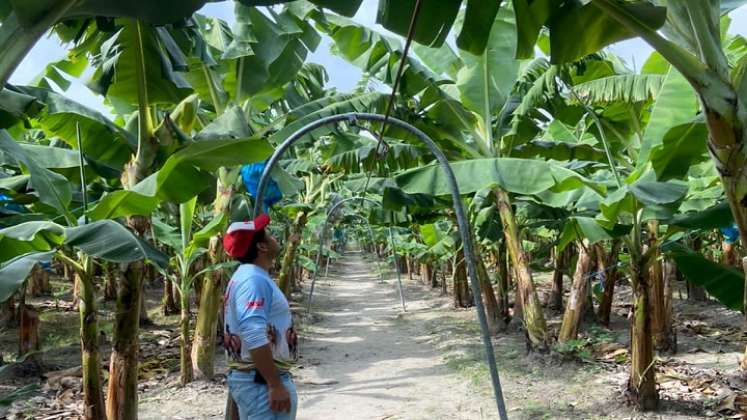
left=223, top=214, right=271, bottom=258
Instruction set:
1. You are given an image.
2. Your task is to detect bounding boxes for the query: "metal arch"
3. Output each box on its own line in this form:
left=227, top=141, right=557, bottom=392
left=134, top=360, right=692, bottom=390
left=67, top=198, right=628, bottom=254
left=252, top=112, right=508, bottom=419
left=306, top=197, right=406, bottom=314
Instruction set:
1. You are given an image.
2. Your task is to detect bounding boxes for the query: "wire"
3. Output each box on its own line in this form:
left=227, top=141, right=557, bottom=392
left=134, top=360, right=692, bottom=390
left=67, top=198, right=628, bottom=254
left=358, top=0, right=423, bottom=201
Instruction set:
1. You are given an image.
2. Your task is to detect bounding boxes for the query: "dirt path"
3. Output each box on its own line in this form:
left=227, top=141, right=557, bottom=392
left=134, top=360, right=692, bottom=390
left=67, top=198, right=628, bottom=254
left=295, top=252, right=496, bottom=419
left=138, top=253, right=496, bottom=419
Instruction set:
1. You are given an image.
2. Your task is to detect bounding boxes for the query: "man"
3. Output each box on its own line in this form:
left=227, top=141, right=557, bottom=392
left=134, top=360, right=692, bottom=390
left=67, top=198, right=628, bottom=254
left=223, top=214, right=298, bottom=420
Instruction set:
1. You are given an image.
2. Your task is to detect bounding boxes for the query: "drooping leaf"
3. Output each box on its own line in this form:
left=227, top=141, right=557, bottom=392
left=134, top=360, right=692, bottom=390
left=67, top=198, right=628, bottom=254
left=0, top=143, right=83, bottom=170
left=88, top=138, right=273, bottom=219
left=64, top=221, right=169, bottom=268
left=13, top=86, right=135, bottom=174
left=0, top=131, right=73, bottom=222
left=629, top=180, right=688, bottom=207
left=31, top=54, right=88, bottom=91
left=195, top=105, right=252, bottom=141
left=667, top=202, right=733, bottom=230
left=0, top=251, right=54, bottom=303
left=456, top=0, right=503, bottom=55
left=268, top=92, right=383, bottom=145
left=413, top=42, right=462, bottom=79
left=549, top=2, right=667, bottom=64
left=395, top=158, right=603, bottom=198
left=663, top=242, right=744, bottom=312
left=320, top=14, right=446, bottom=97
left=382, top=186, right=449, bottom=211
left=558, top=217, right=613, bottom=252
left=224, top=5, right=317, bottom=103
left=638, top=68, right=699, bottom=166
left=0, top=87, right=44, bottom=128
left=64, top=0, right=207, bottom=25
left=376, top=0, right=461, bottom=48
left=650, top=122, right=708, bottom=181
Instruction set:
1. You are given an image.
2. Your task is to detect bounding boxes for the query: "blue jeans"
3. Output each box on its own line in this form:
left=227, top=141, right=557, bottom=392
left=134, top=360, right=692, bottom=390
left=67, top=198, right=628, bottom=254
left=227, top=370, right=297, bottom=420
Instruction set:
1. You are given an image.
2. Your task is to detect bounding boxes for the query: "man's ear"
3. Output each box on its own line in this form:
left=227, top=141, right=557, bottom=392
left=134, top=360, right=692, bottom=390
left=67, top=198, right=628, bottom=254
left=256, top=240, right=269, bottom=253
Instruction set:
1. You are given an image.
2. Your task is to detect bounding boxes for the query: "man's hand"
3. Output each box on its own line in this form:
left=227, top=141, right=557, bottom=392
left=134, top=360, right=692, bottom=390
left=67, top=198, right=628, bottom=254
left=268, top=382, right=291, bottom=413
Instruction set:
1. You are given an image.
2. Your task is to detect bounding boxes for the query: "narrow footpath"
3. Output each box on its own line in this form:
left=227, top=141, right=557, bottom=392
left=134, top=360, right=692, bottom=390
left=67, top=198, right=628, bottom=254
left=138, top=252, right=497, bottom=419
left=294, top=252, right=495, bottom=419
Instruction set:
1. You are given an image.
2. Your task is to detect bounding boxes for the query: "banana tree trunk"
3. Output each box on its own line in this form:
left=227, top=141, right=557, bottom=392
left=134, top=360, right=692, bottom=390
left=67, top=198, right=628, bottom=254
left=278, top=212, right=307, bottom=297
left=452, top=255, right=472, bottom=308
left=662, top=259, right=677, bottom=353
left=421, top=263, right=433, bottom=287
left=192, top=236, right=226, bottom=379
left=558, top=241, right=595, bottom=343
left=104, top=262, right=117, bottom=302
left=1, top=296, right=17, bottom=328
left=179, top=288, right=193, bottom=385
left=549, top=246, right=566, bottom=311
left=497, top=241, right=510, bottom=314
left=107, top=19, right=158, bottom=420
left=163, top=277, right=178, bottom=315
left=475, top=246, right=507, bottom=333
left=648, top=221, right=673, bottom=352
left=688, top=237, right=709, bottom=301
left=440, top=263, right=448, bottom=295
left=722, top=241, right=737, bottom=267
left=18, top=300, right=39, bottom=360
left=596, top=240, right=621, bottom=326
left=78, top=268, right=105, bottom=420
left=139, top=280, right=151, bottom=326
left=107, top=258, right=146, bottom=420
left=628, top=256, right=658, bottom=410
left=27, top=265, right=50, bottom=297
left=494, top=189, right=548, bottom=350
left=397, top=255, right=407, bottom=274
left=492, top=249, right=510, bottom=326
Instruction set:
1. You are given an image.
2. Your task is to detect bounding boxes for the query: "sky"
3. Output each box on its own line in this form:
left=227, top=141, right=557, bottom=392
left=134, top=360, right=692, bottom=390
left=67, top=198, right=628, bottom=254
left=9, top=2, right=747, bottom=114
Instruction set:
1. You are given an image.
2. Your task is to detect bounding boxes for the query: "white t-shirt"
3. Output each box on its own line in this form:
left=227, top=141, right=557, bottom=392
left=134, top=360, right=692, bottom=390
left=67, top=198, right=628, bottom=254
left=224, top=264, right=297, bottom=370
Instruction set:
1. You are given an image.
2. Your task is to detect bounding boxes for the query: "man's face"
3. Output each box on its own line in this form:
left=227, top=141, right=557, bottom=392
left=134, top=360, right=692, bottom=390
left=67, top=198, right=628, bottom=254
left=261, top=230, right=281, bottom=261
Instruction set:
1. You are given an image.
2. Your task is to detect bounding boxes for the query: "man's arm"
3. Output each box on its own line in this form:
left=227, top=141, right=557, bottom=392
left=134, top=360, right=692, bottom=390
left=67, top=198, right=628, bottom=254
left=250, top=345, right=291, bottom=413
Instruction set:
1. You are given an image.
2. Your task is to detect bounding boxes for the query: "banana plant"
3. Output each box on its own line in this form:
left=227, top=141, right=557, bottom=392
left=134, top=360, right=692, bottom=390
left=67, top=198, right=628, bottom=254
left=529, top=0, right=747, bottom=391
left=0, top=219, right=167, bottom=420
left=187, top=4, right=345, bottom=379
left=153, top=196, right=234, bottom=385
left=0, top=117, right=175, bottom=419
left=316, top=5, right=617, bottom=350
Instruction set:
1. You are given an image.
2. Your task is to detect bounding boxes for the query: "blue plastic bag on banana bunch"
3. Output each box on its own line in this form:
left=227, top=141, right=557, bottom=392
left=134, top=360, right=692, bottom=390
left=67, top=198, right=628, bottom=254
left=241, top=161, right=282, bottom=213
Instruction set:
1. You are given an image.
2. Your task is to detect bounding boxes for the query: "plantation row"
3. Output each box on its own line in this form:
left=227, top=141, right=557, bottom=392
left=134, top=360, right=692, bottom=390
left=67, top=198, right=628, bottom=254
left=1, top=1, right=747, bottom=419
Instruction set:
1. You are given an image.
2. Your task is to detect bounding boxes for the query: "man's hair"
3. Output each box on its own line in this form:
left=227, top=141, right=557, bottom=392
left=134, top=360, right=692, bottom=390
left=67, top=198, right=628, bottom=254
left=237, top=229, right=267, bottom=264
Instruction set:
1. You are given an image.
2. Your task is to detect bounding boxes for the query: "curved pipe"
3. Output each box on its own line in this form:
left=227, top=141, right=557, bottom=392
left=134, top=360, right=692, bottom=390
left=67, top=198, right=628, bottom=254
left=252, top=112, right=507, bottom=419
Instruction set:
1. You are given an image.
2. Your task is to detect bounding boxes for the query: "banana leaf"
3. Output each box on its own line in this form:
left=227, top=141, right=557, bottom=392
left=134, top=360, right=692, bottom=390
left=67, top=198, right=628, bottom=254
left=663, top=242, right=744, bottom=312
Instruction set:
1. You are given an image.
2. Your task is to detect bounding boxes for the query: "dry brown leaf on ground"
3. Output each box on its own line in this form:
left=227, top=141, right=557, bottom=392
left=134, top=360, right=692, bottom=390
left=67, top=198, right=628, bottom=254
left=716, top=392, right=747, bottom=417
